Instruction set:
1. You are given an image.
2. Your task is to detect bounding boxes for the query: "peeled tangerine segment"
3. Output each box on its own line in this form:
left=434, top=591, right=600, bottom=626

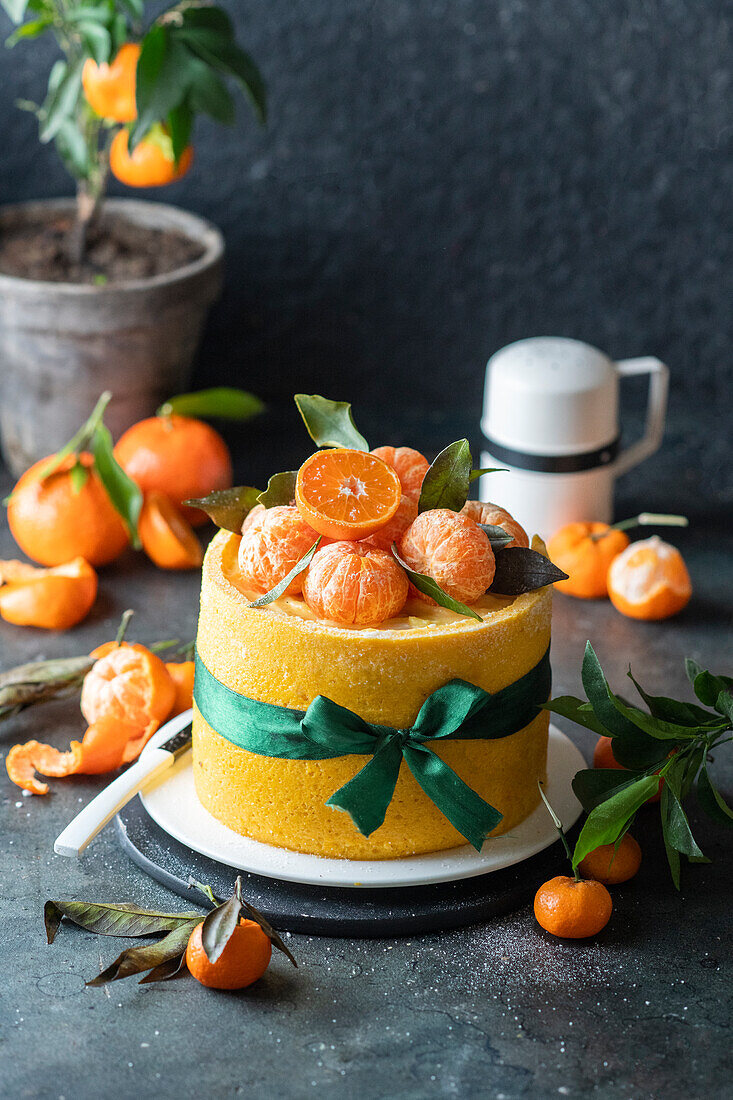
left=138, top=491, right=204, bottom=570
left=295, top=448, right=402, bottom=540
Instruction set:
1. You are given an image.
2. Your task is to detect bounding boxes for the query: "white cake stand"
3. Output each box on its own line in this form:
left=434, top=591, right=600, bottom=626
left=138, top=720, right=584, bottom=890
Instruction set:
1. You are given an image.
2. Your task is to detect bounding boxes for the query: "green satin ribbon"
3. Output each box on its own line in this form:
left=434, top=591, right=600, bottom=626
left=193, top=646, right=551, bottom=851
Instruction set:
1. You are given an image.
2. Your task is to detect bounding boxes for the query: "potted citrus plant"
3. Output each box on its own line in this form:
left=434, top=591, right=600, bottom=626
left=0, top=0, right=265, bottom=475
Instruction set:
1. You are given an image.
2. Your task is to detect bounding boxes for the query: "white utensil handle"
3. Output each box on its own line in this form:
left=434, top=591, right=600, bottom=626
left=614, top=356, right=669, bottom=477
left=53, top=748, right=173, bottom=858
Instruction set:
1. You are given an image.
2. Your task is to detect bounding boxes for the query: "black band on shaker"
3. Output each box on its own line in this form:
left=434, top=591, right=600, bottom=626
left=481, top=435, right=620, bottom=474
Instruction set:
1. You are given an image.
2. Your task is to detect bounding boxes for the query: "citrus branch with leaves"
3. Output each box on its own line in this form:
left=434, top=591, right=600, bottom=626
left=1, top=0, right=266, bottom=262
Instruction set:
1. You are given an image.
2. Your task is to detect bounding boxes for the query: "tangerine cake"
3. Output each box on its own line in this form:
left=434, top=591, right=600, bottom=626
left=191, top=396, right=562, bottom=861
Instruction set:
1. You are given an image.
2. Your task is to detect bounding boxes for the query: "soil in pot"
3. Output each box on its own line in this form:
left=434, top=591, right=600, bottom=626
left=0, top=209, right=205, bottom=284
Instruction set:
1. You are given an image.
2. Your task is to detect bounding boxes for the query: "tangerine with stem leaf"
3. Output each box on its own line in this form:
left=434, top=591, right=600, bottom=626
left=533, top=783, right=613, bottom=939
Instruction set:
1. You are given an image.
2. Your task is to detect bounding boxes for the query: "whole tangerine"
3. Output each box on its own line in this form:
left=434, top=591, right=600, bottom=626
left=547, top=522, right=630, bottom=599
left=578, top=835, right=642, bottom=885
left=398, top=509, right=495, bottom=604
left=607, top=536, right=692, bottom=620
left=364, top=493, right=418, bottom=552
left=7, top=453, right=129, bottom=567
left=534, top=875, right=613, bottom=939
left=370, top=446, right=430, bottom=502
left=303, top=541, right=409, bottom=626
left=81, top=642, right=176, bottom=742
left=114, top=414, right=232, bottom=526
left=238, top=505, right=319, bottom=596
left=186, top=919, right=272, bottom=990
left=460, top=500, right=529, bottom=549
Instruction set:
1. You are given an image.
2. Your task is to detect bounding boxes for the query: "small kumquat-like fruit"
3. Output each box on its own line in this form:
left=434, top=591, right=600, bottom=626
left=138, top=492, right=203, bottom=570
left=0, top=556, right=97, bottom=630
left=547, top=521, right=630, bottom=598
left=303, top=541, right=409, bottom=625
left=460, top=500, right=529, bottom=548
left=114, top=414, right=232, bottom=526
left=82, top=42, right=140, bottom=122
left=370, top=446, right=430, bottom=502
left=7, top=452, right=129, bottom=567
left=295, top=448, right=402, bottom=541
left=165, top=660, right=195, bottom=718
left=398, top=509, right=495, bottom=604
left=185, top=919, right=272, bottom=990
left=607, top=536, right=692, bottom=620
left=238, top=505, right=319, bottom=596
left=364, top=493, right=418, bottom=552
left=109, top=129, right=193, bottom=188
left=578, top=834, right=642, bottom=885
left=534, top=875, right=613, bottom=939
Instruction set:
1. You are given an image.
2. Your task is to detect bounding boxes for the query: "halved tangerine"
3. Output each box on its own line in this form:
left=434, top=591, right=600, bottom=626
left=295, top=449, right=401, bottom=541
left=138, top=492, right=204, bottom=570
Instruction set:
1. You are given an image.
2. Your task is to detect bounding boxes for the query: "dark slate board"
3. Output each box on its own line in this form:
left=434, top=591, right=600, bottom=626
left=116, top=796, right=579, bottom=937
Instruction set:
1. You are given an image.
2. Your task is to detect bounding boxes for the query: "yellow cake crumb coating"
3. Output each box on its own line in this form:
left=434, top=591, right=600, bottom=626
left=193, top=530, right=552, bottom=859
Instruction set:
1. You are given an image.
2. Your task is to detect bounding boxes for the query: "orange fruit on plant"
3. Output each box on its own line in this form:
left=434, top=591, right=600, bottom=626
left=295, top=449, right=402, bottom=541
left=7, top=453, right=129, bottom=567
left=398, top=509, right=495, bottom=604
left=109, top=129, right=193, bottom=188
left=578, top=834, right=642, bottom=885
left=303, top=541, right=409, bottom=626
left=238, top=505, right=319, bottom=596
left=607, top=536, right=692, bottom=620
left=82, top=42, right=140, bottom=122
left=370, top=446, right=430, bottom=502
left=364, top=493, right=418, bottom=552
left=114, top=415, right=232, bottom=526
left=533, top=875, right=613, bottom=938
left=0, top=556, right=97, bottom=630
left=460, top=500, right=529, bottom=548
left=185, top=919, right=272, bottom=990
left=138, top=492, right=203, bottom=570
left=166, top=660, right=195, bottom=717
left=546, top=522, right=630, bottom=598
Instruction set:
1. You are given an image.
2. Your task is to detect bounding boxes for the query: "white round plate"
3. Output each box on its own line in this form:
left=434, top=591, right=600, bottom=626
left=139, top=719, right=584, bottom=889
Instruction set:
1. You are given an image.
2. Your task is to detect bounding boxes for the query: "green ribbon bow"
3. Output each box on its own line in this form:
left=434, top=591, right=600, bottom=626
left=193, top=646, right=551, bottom=851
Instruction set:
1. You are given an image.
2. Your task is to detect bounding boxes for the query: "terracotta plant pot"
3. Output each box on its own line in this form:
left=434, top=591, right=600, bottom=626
left=0, top=198, right=224, bottom=476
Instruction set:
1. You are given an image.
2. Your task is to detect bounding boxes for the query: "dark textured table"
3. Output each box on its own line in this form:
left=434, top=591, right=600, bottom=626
left=1, top=409, right=732, bottom=1100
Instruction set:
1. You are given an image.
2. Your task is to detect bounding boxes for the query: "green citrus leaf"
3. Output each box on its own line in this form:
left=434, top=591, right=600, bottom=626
left=660, top=786, right=682, bottom=889
left=468, top=467, right=507, bottom=482
left=91, top=424, right=142, bottom=547
left=257, top=471, right=297, bottom=508
left=248, top=539, right=321, bottom=608
left=627, top=669, right=721, bottom=727
left=697, top=763, right=733, bottom=828
left=487, top=547, right=567, bottom=595
left=158, top=387, right=264, bottom=421
left=572, top=774, right=660, bottom=868
left=294, top=394, right=368, bottom=451
left=184, top=486, right=262, bottom=533
left=571, top=768, right=639, bottom=812
left=542, top=695, right=609, bottom=737
left=477, top=524, right=513, bottom=550
left=663, top=785, right=706, bottom=860
left=418, top=439, right=472, bottom=513
left=391, top=544, right=481, bottom=621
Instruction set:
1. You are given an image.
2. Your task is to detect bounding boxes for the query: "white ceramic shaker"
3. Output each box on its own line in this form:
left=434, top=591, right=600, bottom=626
left=479, top=337, right=669, bottom=539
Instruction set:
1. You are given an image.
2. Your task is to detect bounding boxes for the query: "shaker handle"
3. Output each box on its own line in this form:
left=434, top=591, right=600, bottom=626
left=613, top=357, right=669, bottom=477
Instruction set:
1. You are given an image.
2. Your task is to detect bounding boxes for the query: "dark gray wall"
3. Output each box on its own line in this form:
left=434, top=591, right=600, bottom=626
left=1, top=1, right=732, bottom=422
